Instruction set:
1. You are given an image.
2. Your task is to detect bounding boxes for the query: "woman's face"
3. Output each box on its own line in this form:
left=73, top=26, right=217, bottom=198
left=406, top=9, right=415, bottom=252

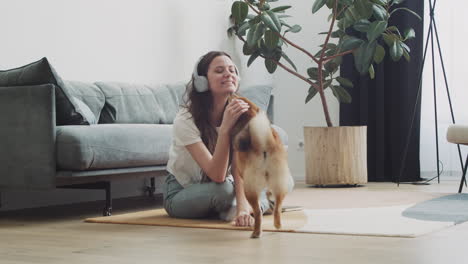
left=206, top=55, right=239, bottom=95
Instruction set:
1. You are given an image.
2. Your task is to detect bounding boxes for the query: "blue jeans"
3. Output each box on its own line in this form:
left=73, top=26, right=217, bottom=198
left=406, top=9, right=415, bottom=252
left=162, top=173, right=271, bottom=220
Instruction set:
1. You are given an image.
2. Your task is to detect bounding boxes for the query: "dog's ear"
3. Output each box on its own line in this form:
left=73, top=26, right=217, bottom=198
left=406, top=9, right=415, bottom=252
left=230, top=96, right=260, bottom=138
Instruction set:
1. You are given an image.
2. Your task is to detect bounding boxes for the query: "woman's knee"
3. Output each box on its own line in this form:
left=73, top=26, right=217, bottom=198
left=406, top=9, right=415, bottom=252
left=212, top=181, right=235, bottom=201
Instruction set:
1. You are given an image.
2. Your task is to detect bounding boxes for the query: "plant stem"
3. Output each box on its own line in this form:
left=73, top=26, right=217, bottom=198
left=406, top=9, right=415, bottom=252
left=276, top=33, right=320, bottom=64
left=236, top=35, right=321, bottom=91
left=315, top=0, right=339, bottom=127
left=323, top=49, right=355, bottom=62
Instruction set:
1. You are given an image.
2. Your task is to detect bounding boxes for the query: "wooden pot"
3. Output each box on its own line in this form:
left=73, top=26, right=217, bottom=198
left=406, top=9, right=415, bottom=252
left=303, top=126, right=368, bottom=186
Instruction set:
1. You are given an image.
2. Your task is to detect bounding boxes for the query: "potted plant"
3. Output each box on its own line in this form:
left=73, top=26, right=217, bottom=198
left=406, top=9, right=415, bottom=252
left=228, top=0, right=421, bottom=185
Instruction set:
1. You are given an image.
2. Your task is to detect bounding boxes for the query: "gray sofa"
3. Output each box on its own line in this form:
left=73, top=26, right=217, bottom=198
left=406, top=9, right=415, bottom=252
left=0, top=58, right=286, bottom=215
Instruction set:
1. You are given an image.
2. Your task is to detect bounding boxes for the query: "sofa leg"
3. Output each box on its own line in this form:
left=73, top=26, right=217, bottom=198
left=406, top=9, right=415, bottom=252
left=58, top=181, right=112, bottom=216
left=103, top=181, right=112, bottom=216
left=145, top=177, right=156, bottom=197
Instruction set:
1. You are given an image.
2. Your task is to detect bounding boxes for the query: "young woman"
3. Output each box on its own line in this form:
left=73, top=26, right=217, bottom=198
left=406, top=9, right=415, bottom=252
left=162, top=51, right=273, bottom=227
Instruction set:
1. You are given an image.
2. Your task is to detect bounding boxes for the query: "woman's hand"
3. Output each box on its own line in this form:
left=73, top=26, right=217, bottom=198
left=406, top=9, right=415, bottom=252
left=231, top=211, right=254, bottom=227
left=220, top=99, right=249, bottom=134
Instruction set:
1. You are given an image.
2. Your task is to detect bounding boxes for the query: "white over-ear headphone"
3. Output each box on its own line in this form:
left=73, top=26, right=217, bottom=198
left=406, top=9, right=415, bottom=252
left=193, top=56, right=209, bottom=92
left=192, top=56, right=241, bottom=93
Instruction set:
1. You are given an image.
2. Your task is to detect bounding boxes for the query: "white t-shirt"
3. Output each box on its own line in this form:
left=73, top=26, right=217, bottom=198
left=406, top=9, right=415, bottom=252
left=167, top=108, right=233, bottom=188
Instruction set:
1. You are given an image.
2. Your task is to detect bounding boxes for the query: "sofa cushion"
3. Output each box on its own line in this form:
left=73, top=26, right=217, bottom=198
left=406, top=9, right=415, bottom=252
left=0, top=58, right=90, bottom=125
left=238, top=85, right=273, bottom=113
left=56, top=124, right=172, bottom=170
left=95, top=82, right=186, bottom=124
left=64, top=80, right=106, bottom=124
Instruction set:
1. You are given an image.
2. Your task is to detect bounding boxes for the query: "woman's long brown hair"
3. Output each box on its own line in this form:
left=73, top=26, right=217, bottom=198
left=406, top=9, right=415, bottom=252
left=183, top=51, right=239, bottom=166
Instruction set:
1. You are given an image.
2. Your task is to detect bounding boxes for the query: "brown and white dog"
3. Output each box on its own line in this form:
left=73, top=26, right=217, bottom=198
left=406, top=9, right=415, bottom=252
left=229, top=94, right=293, bottom=238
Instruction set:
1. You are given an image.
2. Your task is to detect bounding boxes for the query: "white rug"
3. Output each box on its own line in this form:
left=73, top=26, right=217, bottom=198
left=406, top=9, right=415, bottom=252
left=297, top=204, right=454, bottom=238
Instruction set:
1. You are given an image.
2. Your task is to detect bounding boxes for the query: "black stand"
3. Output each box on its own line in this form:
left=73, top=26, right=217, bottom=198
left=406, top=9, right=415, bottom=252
left=397, top=0, right=466, bottom=190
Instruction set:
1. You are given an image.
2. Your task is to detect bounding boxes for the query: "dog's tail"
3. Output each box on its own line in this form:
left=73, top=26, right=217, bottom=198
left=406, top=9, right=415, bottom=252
left=247, top=111, right=281, bottom=155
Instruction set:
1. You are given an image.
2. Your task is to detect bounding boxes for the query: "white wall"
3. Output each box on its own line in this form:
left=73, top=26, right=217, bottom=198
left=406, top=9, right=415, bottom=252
left=0, top=0, right=276, bottom=211
left=1, top=0, right=235, bottom=83
left=420, top=1, right=468, bottom=178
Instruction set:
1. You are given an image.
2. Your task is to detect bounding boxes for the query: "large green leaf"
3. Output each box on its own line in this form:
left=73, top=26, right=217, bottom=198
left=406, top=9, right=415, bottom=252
left=371, top=0, right=388, bottom=4
left=373, top=44, right=385, bottom=64
left=340, top=36, right=364, bottom=52
left=344, top=6, right=359, bottom=24
left=247, top=23, right=265, bottom=48
left=340, top=0, right=355, bottom=5
left=325, top=0, right=334, bottom=8
left=336, top=76, right=354, bottom=88
left=271, top=5, right=291, bottom=12
left=324, top=60, right=339, bottom=74
left=400, top=42, right=410, bottom=52
left=353, top=19, right=371, bottom=32
left=281, top=52, right=297, bottom=71
left=404, top=28, right=415, bottom=40
left=243, top=42, right=255, bottom=55
left=354, top=0, right=374, bottom=19
left=247, top=14, right=256, bottom=19
left=403, top=49, right=410, bottom=62
left=312, top=0, right=327, bottom=14
left=382, top=33, right=396, bottom=47
left=258, top=2, right=271, bottom=11
left=368, top=64, right=375, bottom=79
left=266, top=11, right=282, bottom=32
left=390, top=41, right=403, bottom=61
left=285, top=25, right=302, bottom=33
left=331, top=85, right=352, bottom=103
left=392, top=0, right=407, bottom=5
left=265, top=30, right=279, bottom=50
left=231, top=1, right=249, bottom=24
left=247, top=51, right=261, bottom=67
left=249, top=15, right=262, bottom=26
left=305, top=86, right=318, bottom=103
left=307, top=67, right=319, bottom=80
left=261, top=13, right=279, bottom=32
left=387, top=26, right=401, bottom=37
left=390, top=7, right=422, bottom=20
left=265, top=58, right=278, bottom=73
left=237, top=22, right=250, bottom=36
left=372, top=4, right=388, bottom=20
left=331, top=30, right=345, bottom=38
left=367, top=20, right=387, bottom=41
left=354, top=41, right=377, bottom=74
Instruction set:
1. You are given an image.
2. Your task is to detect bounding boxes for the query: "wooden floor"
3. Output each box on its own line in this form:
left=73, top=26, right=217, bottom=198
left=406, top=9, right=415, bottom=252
left=1, top=178, right=467, bottom=264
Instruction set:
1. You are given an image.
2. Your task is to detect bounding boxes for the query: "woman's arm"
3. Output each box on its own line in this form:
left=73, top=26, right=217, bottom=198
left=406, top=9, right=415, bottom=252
left=185, top=98, right=249, bottom=183
left=185, top=130, right=231, bottom=183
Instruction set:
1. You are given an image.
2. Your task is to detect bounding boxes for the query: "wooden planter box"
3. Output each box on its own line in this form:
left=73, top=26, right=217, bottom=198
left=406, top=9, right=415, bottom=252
left=304, top=126, right=368, bottom=186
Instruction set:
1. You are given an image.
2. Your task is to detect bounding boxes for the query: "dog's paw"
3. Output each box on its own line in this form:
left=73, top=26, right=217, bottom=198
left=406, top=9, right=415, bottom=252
left=250, top=231, right=262, bottom=238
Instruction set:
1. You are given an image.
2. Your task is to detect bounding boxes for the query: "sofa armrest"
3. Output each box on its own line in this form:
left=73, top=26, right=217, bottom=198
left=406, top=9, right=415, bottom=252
left=0, top=84, right=56, bottom=190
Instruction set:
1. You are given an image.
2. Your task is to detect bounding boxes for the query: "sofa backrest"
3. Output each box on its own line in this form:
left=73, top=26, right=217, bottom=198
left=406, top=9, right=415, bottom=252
left=63, top=81, right=274, bottom=125
left=64, top=80, right=106, bottom=124
left=94, top=81, right=186, bottom=124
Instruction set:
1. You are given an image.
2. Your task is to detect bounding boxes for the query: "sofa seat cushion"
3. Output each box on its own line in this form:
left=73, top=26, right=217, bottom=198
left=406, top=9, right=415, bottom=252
left=56, top=124, right=172, bottom=171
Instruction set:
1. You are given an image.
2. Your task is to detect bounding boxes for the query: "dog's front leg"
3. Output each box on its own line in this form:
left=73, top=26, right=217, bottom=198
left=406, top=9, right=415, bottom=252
left=245, top=191, right=262, bottom=238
